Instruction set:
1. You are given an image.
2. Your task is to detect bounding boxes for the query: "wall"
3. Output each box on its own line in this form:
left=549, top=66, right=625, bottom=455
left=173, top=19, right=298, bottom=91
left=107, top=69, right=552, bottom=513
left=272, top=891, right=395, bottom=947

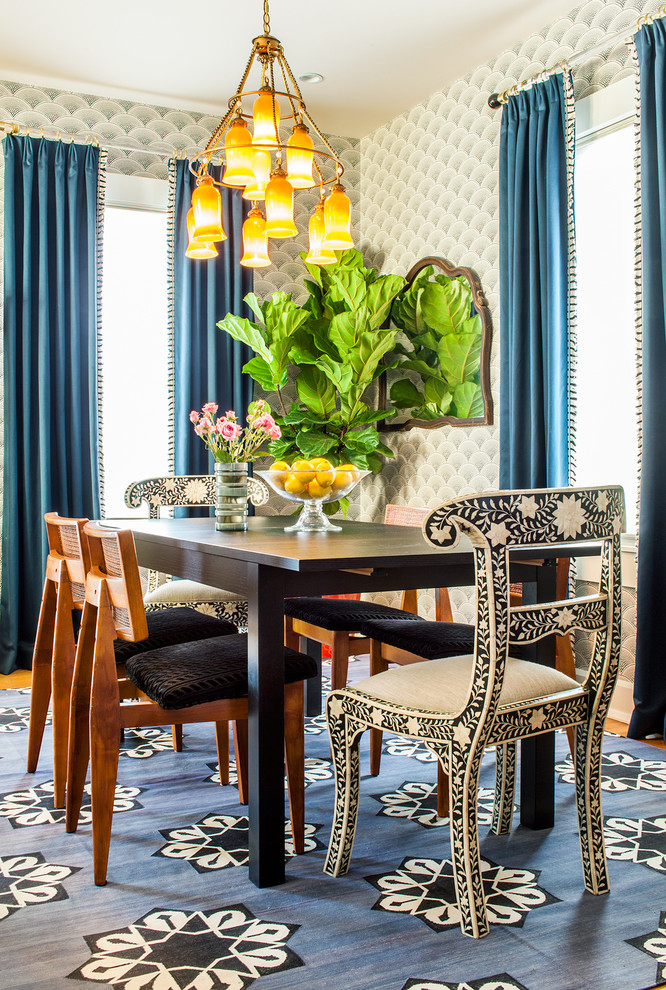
left=356, top=0, right=649, bottom=695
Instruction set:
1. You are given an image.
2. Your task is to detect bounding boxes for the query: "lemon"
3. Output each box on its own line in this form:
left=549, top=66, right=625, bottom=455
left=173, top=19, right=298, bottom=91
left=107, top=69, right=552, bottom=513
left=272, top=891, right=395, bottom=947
left=270, top=460, right=290, bottom=472
left=311, top=457, right=333, bottom=470
left=291, top=459, right=315, bottom=482
left=315, top=468, right=335, bottom=487
left=308, top=478, right=333, bottom=499
left=285, top=473, right=308, bottom=495
left=333, top=470, right=353, bottom=490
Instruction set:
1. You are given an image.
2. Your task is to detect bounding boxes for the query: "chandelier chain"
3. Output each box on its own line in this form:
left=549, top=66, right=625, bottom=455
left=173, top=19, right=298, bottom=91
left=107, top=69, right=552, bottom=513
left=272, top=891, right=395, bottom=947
left=278, top=56, right=302, bottom=124
left=263, top=0, right=271, bottom=36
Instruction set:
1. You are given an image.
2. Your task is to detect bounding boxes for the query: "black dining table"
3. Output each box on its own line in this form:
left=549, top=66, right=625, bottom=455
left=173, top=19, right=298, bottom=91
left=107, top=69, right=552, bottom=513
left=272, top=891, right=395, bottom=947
left=114, top=513, right=588, bottom=887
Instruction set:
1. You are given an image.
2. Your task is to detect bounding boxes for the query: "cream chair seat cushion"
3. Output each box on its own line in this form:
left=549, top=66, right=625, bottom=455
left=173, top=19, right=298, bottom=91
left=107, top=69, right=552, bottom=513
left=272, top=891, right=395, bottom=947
left=144, top=580, right=245, bottom=606
left=353, top=654, right=582, bottom=715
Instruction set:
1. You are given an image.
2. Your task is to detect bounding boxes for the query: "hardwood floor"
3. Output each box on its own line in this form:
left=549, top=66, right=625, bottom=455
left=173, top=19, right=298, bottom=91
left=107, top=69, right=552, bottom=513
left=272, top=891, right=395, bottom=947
left=0, top=670, right=32, bottom=690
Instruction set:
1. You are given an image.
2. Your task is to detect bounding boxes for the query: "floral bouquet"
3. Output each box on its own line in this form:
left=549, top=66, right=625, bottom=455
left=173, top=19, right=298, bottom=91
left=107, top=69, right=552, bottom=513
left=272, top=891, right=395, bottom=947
left=189, top=399, right=281, bottom=463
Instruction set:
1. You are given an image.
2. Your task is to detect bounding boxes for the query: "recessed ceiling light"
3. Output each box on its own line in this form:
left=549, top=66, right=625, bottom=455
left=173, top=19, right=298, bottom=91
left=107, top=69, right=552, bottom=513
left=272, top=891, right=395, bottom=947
left=299, top=73, right=324, bottom=84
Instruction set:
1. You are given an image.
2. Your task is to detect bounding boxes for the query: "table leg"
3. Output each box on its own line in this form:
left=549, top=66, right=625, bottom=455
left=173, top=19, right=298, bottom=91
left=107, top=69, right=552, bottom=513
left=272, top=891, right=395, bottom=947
left=303, top=638, right=323, bottom=717
left=247, top=563, right=286, bottom=886
left=519, top=559, right=557, bottom=830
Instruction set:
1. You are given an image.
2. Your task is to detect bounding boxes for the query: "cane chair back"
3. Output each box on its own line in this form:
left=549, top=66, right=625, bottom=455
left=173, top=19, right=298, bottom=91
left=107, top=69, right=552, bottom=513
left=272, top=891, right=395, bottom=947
left=27, top=513, right=91, bottom=807
left=324, top=486, right=624, bottom=939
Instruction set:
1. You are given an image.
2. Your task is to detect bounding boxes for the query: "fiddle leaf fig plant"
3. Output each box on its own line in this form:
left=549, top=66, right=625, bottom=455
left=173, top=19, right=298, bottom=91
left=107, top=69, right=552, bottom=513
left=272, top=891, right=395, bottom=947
left=389, top=265, right=484, bottom=420
left=217, top=250, right=406, bottom=474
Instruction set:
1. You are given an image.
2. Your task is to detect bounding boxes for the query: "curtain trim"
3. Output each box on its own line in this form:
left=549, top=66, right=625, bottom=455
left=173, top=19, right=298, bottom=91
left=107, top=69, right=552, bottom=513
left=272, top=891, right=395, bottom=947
left=96, top=148, right=108, bottom=517
left=563, top=68, right=577, bottom=489
left=167, top=159, right=177, bottom=475
left=630, top=37, right=644, bottom=543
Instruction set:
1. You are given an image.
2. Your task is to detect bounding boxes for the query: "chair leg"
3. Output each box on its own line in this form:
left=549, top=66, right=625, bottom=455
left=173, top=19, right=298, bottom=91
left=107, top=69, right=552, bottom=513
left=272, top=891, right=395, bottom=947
left=490, top=742, right=517, bottom=835
left=369, top=639, right=388, bottom=776
left=284, top=681, right=305, bottom=854
left=448, top=741, right=489, bottom=938
left=436, top=759, right=450, bottom=818
left=89, top=605, right=122, bottom=887
left=284, top=616, right=300, bottom=651
left=51, top=592, right=77, bottom=808
left=27, top=581, right=57, bottom=775
left=323, top=697, right=364, bottom=877
left=233, top=720, right=249, bottom=805
left=171, top=724, right=183, bottom=751
left=574, top=721, right=610, bottom=895
left=330, top=631, right=351, bottom=690
left=214, top=721, right=230, bottom=785
left=65, top=603, right=96, bottom=833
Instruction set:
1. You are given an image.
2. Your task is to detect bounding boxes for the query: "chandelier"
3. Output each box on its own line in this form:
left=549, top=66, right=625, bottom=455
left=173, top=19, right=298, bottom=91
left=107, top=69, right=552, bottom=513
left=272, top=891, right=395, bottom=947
left=186, top=0, right=354, bottom=268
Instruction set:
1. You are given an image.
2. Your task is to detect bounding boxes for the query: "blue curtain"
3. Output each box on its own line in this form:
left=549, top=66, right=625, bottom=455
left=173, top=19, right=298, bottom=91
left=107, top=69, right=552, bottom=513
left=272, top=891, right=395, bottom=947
left=629, top=22, right=666, bottom=743
left=171, top=159, right=253, bottom=476
left=1, top=135, right=101, bottom=673
left=499, top=74, right=571, bottom=489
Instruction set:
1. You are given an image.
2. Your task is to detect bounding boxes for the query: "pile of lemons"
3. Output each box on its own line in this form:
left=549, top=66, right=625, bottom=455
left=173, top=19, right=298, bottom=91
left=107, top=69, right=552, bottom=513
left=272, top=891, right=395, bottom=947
left=269, top=458, right=361, bottom=500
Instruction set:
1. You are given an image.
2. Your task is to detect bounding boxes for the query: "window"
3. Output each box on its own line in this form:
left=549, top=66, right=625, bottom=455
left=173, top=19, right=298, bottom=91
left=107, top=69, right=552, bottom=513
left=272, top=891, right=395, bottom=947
left=574, top=78, right=638, bottom=532
left=100, top=175, right=170, bottom=518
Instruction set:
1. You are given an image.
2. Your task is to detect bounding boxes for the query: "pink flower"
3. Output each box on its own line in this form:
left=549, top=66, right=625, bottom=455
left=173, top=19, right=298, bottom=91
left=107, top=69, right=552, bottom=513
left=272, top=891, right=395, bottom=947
left=225, top=410, right=236, bottom=420
left=194, top=423, right=205, bottom=437
left=202, top=402, right=218, bottom=416
left=189, top=410, right=199, bottom=423
left=199, top=416, right=213, bottom=432
left=219, top=420, right=242, bottom=440
left=268, top=425, right=282, bottom=440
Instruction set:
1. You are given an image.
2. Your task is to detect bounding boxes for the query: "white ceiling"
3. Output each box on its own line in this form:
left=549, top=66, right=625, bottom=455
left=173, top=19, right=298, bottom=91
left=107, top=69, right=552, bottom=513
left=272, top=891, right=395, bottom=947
left=0, top=0, right=580, bottom=138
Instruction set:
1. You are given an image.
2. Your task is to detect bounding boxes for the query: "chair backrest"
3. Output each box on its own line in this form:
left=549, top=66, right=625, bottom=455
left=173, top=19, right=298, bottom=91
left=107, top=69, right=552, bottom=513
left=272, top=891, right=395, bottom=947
left=422, top=486, right=624, bottom=720
left=44, top=512, right=91, bottom=609
left=384, top=504, right=453, bottom=620
left=124, top=474, right=269, bottom=518
left=83, top=522, right=148, bottom=643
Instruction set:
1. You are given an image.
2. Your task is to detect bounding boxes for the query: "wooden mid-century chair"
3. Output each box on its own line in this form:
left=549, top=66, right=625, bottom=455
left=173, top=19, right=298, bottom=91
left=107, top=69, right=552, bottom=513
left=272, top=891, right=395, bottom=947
left=66, top=522, right=317, bottom=885
left=324, top=486, right=624, bottom=938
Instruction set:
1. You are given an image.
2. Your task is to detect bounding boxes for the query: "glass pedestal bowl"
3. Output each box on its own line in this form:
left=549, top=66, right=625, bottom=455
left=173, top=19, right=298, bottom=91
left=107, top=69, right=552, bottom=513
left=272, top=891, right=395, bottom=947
left=256, top=465, right=370, bottom=532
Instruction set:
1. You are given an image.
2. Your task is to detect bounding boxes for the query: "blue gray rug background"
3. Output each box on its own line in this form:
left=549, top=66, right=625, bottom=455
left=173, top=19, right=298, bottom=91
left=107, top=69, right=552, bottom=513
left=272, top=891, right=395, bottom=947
left=1, top=656, right=665, bottom=990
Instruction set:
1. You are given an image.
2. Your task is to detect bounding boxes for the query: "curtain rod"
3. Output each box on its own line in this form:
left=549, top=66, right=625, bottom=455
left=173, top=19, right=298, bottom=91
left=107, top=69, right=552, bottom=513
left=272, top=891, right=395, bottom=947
left=487, top=5, right=666, bottom=108
left=0, top=119, right=194, bottom=161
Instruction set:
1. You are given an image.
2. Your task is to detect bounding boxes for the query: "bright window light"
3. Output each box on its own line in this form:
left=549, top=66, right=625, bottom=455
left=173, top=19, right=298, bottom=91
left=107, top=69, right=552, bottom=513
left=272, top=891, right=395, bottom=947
left=574, top=120, right=638, bottom=532
left=101, top=203, right=169, bottom=518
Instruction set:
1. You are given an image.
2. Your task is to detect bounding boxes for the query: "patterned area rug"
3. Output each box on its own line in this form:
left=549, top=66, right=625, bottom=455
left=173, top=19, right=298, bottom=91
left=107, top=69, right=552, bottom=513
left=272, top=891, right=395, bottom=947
left=1, top=658, right=665, bottom=990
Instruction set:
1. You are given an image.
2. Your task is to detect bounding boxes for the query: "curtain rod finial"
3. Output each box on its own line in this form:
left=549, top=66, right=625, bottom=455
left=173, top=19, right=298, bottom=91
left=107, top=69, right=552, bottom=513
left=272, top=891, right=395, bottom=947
left=488, top=93, right=502, bottom=109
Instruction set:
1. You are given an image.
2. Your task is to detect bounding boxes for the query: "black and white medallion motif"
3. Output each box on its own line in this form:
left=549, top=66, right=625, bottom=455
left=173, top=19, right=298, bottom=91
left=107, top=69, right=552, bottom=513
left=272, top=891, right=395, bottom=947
left=372, top=783, right=512, bottom=829
left=604, top=815, right=666, bottom=873
left=366, top=856, right=559, bottom=932
left=626, top=910, right=666, bottom=983
left=0, top=780, right=143, bottom=828
left=155, top=814, right=323, bottom=871
left=304, top=712, right=328, bottom=736
left=401, top=977, right=531, bottom=990
left=120, top=726, right=175, bottom=759
left=67, top=904, right=303, bottom=988
left=0, top=852, right=80, bottom=920
left=205, top=757, right=332, bottom=790
left=0, top=705, right=39, bottom=733
left=556, top=751, right=666, bottom=791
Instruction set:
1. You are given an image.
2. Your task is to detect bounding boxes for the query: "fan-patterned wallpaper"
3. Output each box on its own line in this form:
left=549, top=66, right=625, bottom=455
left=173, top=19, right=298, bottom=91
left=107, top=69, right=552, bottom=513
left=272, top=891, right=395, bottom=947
left=357, top=0, right=649, bottom=685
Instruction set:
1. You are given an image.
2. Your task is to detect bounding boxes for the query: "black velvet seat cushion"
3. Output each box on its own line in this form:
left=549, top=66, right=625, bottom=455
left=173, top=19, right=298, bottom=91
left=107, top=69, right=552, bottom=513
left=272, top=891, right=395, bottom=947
left=284, top=597, right=423, bottom=631
left=125, top=633, right=318, bottom=710
left=358, top=618, right=475, bottom=659
left=113, top=607, right=238, bottom=665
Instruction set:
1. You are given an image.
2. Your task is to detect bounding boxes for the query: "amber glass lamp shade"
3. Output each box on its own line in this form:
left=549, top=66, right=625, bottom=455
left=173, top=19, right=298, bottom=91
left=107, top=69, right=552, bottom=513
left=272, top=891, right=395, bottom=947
left=222, top=117, right=255, bottom=187
left=253, top=87, right=280, bottom=146
left=322, top=182, right=353, bottom=249
left=305, top=202, right=337, bottom=265
left=243, top=149, right=271, bottom=201
left=191, top=176, right=226, bottom=242
left=264, top=169, right=297, bottom=238
left=286, top=124, right=315, bottom=188
left=185, top=208, right=218, bottom=259
left=240, top=207, right=271, bottom=268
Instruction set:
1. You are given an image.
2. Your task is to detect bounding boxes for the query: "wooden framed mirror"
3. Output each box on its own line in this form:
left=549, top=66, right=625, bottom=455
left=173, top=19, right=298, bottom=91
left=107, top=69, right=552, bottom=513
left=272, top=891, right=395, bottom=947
left=379, top=256, right=493, bottom=431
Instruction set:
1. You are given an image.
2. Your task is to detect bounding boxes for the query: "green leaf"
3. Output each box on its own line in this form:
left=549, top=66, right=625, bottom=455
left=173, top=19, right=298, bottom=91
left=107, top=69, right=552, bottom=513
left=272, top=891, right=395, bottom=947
left=423, top=376, right=453, bottom=414
left=436, top=333, right=481, bottom=384
left=217, top=315, right=272, bottom=364
left=452, top=382, right=484, bottom=418
left=242, top=355, right=286, bottom=393
left=390, top=378, right=424, bottom=410
left=295, top=430, right=338, bottom=458
left=296, top=365, right=337, bottom=418
left=268, top=436, right=298, bottom=461
left=420, top=278, right=472, bottom=336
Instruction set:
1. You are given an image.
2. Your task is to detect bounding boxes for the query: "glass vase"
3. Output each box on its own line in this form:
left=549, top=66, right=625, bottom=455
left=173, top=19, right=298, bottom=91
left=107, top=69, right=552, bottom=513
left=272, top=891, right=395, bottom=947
left=214, top=462, right=249, bottom=531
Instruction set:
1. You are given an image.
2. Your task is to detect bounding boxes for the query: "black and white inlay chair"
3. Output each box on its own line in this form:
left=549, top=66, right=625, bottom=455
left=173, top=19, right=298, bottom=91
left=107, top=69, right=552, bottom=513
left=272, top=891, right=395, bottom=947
left=324, top=486, right=624, bottom=938
left=124, top=474, right=269, bottom=630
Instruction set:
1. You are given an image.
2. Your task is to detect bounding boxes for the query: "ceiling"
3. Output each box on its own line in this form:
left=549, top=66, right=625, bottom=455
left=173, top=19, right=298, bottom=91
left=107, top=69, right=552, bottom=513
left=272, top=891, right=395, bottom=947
left=0, top=0, right=581, bottom=138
